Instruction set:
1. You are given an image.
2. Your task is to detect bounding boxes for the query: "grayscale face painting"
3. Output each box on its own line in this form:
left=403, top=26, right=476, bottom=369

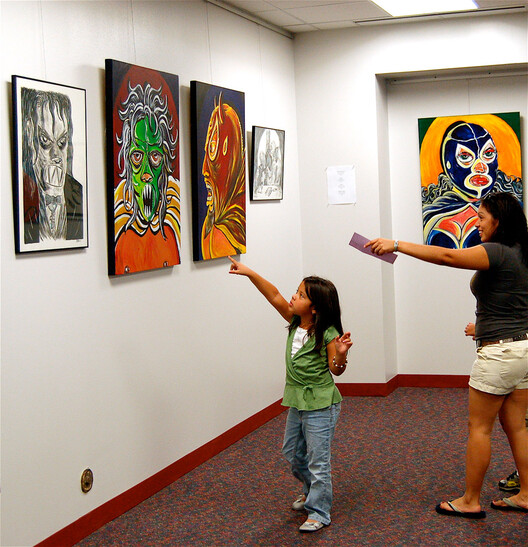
left=35, top=101, right=69, bottom=192
left=22, top=88, right=83, bottom=243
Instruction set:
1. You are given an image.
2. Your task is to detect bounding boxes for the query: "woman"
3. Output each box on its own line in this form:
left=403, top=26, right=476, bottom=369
left=367, top=192, right=528, bottom=518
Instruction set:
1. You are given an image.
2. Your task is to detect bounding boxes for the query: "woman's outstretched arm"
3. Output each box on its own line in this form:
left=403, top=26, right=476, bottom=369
left=228, top=256, right=293, bottom=322
left=365, top=238, right=490, bottom=270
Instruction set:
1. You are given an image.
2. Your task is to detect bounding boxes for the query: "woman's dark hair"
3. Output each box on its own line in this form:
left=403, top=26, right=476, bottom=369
left=481, top=191, right=528, bottom=266
left=288, top=276, right=344, bottom=352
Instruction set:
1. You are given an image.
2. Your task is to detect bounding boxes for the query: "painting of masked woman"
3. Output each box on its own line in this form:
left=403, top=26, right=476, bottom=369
left=419, top=112, right=522, bottom=249
left=190, top=81, right=246, bottom=261
left=106, top=60, right=181, bottom=275
left=12, top=76, right=88, bottom=253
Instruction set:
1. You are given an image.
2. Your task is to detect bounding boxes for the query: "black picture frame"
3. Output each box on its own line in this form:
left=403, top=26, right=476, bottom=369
left=250, top=125, right=285, bottom=201
left=12, top=75, right=88, bottom=253
left=105, top=59, right=181, bottom=275
left=190, top=81, right=246, bottom=261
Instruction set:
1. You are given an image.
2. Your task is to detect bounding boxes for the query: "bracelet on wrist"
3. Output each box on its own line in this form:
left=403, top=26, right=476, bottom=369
left=332, top=356, right=347, bottom=368
left=393, top=240, right=399, bottom=252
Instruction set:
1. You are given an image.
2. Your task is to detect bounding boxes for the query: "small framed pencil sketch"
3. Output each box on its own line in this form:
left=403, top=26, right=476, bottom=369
left=105, top=59, right=181, bottom=275
left=250, top=126, right=285, bottom=201
left=190, top=81, right=246, bottom=261
left=12, top=75, right=88, bottom=253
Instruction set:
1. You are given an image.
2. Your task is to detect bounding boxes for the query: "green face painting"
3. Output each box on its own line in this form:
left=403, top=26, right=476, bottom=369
left=129, top=117, right=164, bottom=222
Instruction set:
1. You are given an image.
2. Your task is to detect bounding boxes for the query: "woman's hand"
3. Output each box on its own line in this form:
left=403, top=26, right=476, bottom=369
left=365, top=238, right=395, bottom=255
left=465, top=322, right=476, bottom=339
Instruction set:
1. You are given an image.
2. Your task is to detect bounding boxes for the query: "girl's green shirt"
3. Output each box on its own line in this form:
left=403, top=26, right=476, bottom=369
left=282, top=324, right=343, bottom=411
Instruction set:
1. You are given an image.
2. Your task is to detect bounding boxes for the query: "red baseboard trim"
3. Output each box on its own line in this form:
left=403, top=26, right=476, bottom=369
left=337, top=373, right=469, bottom=395
left=36, top=375, right=469, bottom=546
left=396, top=374, right=470, bottom=388
left=338, top=375, right=399, bottom=396
left=35, top=399, right=286, bottom=547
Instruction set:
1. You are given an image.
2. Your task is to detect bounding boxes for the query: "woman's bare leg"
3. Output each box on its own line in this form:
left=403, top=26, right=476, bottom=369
left=493, top=388, right=528, bottom=509
left=439, top=387, right=504, bottom=513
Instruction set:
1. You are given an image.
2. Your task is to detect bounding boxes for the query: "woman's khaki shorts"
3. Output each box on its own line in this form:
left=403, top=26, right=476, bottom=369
left=469, top=339, right=528, bottom=395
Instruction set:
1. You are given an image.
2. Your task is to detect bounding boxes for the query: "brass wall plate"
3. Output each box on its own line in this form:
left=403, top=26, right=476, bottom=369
left=81, top=468, right=93, bottom=493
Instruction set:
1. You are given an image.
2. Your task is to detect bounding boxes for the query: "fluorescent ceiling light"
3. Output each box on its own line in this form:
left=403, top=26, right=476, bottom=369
left=373, top=0, right=478, bottom=17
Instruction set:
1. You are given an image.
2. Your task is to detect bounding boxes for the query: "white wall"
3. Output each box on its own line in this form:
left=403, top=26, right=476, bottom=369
left=2, top=4, right=528, bottom=546
left=294, top=13, right=527, bottom=382
left=387, top=75, right=528, bottom=374
left=0, top=2, right=302, bottom=545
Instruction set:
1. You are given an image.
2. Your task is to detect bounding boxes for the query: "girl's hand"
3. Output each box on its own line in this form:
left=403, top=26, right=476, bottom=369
left=465, top=322, right=476, bottom=339
left=328, top=333, right=353, bottom=376
left=365, top=238, right=395, bottom=255
left=335, top=332, right=353, bottom=356
left=228, top=256, right=252, bottom=276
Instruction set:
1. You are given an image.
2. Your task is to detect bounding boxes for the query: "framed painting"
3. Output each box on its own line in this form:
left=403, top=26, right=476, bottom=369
left=250, top=126, right=285, bottom=201
left=190, top=81, right=246, bottom=261
left=105, top=59, right=181, bottom=275
left=12, top=75, right=88, bottom=253
left=419, top=112, right=522, bottom=249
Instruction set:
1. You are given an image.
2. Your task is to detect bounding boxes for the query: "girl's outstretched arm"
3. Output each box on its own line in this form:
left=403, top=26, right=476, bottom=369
left=327, top=332, right=353, bottom=376
left=365, top=238, right=490, bottom=270
left=228, top=256, right=293, bottom=322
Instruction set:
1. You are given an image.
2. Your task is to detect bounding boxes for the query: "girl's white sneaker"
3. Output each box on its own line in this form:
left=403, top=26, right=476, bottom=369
left=299, top=519, right=325, bottom=532
left=291, top=494, right=306, bottom=511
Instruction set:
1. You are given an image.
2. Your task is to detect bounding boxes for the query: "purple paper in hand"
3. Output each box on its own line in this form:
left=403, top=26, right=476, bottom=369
left=349, top=232, right=397, bottom=264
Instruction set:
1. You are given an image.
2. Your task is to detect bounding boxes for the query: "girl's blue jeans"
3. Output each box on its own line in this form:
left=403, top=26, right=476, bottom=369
left=282, top=402, right=341, bottom=525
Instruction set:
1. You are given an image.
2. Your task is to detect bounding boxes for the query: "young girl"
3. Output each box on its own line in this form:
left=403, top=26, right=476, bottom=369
left=228, top=256, right=352, bottom=532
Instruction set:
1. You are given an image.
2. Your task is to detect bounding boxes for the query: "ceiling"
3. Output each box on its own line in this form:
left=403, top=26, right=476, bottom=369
left=209, top=0, right=528, bottom=36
